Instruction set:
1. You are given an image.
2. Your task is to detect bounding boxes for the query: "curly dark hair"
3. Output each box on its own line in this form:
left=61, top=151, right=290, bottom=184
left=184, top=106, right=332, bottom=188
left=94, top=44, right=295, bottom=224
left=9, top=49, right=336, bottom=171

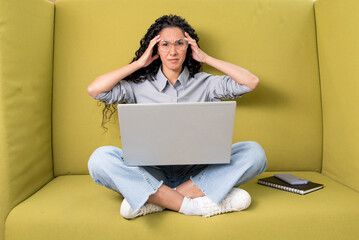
left=100, top=14, right=202, bottom=130
left=127, top=14, right=201, bottom=82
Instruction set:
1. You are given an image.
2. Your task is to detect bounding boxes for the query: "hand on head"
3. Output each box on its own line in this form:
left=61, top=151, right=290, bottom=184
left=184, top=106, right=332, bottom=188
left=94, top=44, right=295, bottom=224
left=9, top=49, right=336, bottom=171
left=138, top=31, right=209, bottom=69
left=137, top=35, right=161, bottom=68
left=184, top=32, right=209, bottom=63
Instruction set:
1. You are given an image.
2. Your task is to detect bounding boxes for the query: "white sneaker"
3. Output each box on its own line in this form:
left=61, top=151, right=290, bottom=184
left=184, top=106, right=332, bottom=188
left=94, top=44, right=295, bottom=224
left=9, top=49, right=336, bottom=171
left=120, top=199, right=165, bottom=219
left=198, top=188, right=251, bottom=218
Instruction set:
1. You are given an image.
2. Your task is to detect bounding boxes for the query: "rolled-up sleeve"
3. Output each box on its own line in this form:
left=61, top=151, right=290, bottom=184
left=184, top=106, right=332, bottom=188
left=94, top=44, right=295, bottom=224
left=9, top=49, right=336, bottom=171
left=206, top=74, right=253, bottom=101
left=93, top=80, right=135, bottom=104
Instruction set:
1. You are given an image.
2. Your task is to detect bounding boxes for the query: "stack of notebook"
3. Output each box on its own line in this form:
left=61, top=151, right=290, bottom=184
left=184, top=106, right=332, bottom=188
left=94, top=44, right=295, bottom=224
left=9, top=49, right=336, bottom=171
left=258, top=176, right=324, bottom=195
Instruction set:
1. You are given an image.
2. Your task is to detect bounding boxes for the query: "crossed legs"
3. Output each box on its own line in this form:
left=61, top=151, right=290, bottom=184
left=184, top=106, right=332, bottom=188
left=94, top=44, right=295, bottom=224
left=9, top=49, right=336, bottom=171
left=88, top=141, right=267, bottom=218
left=147, top=180, right=205, bottom=211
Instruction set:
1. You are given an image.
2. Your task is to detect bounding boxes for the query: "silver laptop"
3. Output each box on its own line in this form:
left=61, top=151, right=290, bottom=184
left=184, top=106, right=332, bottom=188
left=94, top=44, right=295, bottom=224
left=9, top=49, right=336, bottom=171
left=117, top=101, right=236, bottom=166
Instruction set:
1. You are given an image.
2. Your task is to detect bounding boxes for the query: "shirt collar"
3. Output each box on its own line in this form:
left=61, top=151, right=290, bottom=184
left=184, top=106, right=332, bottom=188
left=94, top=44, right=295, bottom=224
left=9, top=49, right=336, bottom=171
left=156, top=66, right=190, bottom=92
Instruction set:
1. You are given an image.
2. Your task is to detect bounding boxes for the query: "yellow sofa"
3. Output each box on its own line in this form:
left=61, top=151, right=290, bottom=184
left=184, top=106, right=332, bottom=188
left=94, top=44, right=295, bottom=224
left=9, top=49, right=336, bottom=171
left=1, top=0, right=359, bottom=239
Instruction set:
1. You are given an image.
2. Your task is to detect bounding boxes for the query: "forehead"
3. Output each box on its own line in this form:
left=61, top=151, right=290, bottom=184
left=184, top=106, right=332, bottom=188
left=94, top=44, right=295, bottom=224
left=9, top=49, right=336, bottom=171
left=159, top=27, right=185, bottom=40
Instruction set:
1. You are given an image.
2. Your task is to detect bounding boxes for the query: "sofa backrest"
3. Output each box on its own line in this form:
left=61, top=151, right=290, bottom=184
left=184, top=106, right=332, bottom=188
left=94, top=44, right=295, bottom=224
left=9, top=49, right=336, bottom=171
left=315, top=0, right=359, bottom=192
left=52, top=0, right=322, bottom=175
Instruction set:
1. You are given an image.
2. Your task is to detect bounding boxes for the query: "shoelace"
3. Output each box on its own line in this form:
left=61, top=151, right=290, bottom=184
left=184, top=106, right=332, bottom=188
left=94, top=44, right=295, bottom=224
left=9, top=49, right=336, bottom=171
left=201, top=189, right=247, bottom=217
left=201, top=197, right=234, bottom=217
left=135, top=204, right=164, bottom=217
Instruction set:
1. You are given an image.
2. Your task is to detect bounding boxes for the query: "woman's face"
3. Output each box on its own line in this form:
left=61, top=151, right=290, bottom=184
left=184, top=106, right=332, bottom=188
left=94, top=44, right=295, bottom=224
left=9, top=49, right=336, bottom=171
left=157, top=27, right=188, bottom=73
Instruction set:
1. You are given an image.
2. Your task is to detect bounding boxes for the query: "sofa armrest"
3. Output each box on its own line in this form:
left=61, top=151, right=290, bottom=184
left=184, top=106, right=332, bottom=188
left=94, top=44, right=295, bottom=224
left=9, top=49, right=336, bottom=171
left=315, top=0, right=359, bottom=193
left=0, top=0, right=55, bottom=239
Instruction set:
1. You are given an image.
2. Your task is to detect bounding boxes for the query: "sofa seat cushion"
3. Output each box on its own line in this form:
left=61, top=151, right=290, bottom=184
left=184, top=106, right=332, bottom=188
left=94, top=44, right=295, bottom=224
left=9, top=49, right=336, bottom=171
left=5, top=172, right=359, bottom=240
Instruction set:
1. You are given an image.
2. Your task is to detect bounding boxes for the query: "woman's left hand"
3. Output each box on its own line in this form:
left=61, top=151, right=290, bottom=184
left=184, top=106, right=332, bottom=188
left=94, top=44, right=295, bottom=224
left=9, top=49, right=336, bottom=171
left=185, top=32, right=209, bottom=63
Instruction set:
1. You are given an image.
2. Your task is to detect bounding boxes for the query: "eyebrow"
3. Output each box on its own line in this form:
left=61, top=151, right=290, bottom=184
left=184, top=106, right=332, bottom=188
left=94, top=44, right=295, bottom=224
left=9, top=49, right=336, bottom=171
left=160, top=38, right=186, bottom=43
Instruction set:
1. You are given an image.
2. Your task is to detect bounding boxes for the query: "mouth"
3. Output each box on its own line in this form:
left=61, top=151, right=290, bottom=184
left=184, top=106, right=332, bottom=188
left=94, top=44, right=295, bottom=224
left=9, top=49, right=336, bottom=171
left=168, top=59, right=179, bottom=63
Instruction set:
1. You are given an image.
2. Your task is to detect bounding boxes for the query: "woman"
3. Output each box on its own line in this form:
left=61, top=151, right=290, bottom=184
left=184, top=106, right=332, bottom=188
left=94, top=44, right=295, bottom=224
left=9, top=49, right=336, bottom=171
left=87, top=15, right=267, bottom=219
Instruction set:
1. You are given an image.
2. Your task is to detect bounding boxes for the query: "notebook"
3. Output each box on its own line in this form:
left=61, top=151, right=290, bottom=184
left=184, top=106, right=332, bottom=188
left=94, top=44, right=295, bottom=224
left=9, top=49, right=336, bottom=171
left=258, top=176, right=324, bottom=195
left=117, top=101, right=236, bottom=166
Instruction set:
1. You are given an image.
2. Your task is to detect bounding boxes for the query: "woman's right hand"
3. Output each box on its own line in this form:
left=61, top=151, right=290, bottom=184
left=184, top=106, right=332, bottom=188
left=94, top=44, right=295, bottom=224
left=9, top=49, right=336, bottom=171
left=87, top=35, right=162, bottom=98
left=136, top=35, right=162, bottom=68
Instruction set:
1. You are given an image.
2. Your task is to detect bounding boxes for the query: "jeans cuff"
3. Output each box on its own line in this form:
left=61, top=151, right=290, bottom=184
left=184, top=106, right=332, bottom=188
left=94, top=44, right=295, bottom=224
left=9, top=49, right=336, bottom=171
left=130, top=180, right=164, bottom=213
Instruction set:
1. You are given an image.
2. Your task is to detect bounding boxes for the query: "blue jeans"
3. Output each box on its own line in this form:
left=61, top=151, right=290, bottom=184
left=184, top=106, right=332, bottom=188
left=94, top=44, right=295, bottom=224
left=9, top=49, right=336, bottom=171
left=88, top=141, right=267, bottom=213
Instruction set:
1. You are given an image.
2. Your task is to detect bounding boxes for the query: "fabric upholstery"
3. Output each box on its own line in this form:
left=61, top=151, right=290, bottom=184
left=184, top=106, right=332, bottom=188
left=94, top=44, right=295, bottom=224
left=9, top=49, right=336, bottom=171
left=5, top=173, right=359, bottom=240
left=52, top=0, right=322, bottom=175
left=0, top=1, right=54, bottom=240
left=315, top=0, right=359, bottom=192
left=3, top=0, right=359, bottom=240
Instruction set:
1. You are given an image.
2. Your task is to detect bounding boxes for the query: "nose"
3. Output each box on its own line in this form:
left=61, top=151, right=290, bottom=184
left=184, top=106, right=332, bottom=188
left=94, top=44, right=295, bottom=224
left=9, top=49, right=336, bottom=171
left=169, top=44, right=177, bottom=55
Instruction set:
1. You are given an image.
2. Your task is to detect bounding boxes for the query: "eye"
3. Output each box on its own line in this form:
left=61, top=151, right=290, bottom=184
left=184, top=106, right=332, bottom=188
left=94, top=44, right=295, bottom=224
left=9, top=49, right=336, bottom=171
left=160, top=41, right=169, bottom=47
left=176, top=40, right=185, bottom=45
